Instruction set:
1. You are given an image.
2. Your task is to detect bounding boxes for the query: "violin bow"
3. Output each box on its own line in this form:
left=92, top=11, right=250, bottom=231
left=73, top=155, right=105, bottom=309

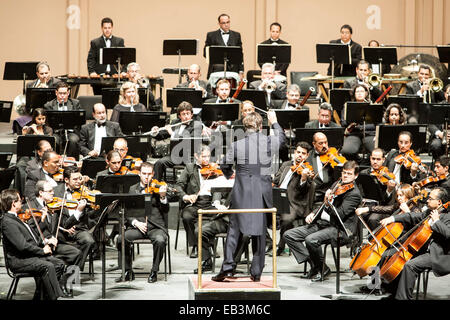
left=55, top=191, right=68, bottom=239
left=25, top=197, right=46, bottom=243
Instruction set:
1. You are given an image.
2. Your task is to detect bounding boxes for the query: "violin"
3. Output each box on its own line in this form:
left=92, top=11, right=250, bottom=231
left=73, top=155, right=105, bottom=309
left=18, top=208, right=43, bottom=222
left=319, top=147, right=347, bottom=168
left=200, top=163, right=223, bottom=179
left=72, top=186, right=101, bottom=209
left=123, top=155, right=143, bottom=170
left=115, top=166, right=140, bottom=176
left=413, top=174, right=447, bottom=190
left=380, top=201, right=450, bottom=283
left=144, top=179, right=177, bottom=194
left=370, top=166, right=397, bottom=186
left=333, top=182, right=354, bottom=197
left=52, top=168, right=64, bottom=181
left=47, top=197, right=79, bottom=211
left=290, top=160, right=315, bottom=177
left=394, top=149, right=427, bottom=173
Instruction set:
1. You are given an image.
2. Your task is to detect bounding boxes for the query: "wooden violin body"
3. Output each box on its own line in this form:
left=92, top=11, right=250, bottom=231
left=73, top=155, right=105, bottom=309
left=319, top=147, right=346, bottom=168
left=18, top=208, right=43, bottom=222
left=394, top=149, right=427, bottom=173
left=370, top=166, right=396, bottom=186
left=290, top=161, right=315, bottom=177
left=200, top=163, right=223, bottom=179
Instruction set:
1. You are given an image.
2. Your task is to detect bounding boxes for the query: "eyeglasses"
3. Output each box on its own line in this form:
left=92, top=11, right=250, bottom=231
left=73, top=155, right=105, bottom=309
left=43, top=189, right=54, bottom=193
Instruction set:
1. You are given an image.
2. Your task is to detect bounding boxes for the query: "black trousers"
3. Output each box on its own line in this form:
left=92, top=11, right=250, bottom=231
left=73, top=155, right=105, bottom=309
left=395, top=253, right=432, bottom=300
left=116, top=225, right=168, bottom=272
left=69, top=230, right=95, bottom=271
left=53, top=243, right=82, bottom=266
left=54, top=131, right=80, bottom=158
left=153, top=156, right=174, bottom=181
left=194, top=218, right=228, bottom=261
left=181, top=196, right=215, bottom=247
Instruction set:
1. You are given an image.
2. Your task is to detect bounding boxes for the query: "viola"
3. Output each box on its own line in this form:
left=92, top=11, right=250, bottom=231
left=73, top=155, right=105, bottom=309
left=18, top=208, right=43, bottom=222
left=319, top=147, right=347, bottom=168
left=290, top=160, right=315, bottom=177
left=47, top=197, right=79, bottom=211
left=144, top=179, right=177, bottom=194
left=200, top=163, right=223, bottom=179
left=380, top=200, right=450, bottom=283
left=394, top=149, right=427, bottom=173
left=413, top=174, right=447, bottom=190
left=370, top=166, right=397, bottom=186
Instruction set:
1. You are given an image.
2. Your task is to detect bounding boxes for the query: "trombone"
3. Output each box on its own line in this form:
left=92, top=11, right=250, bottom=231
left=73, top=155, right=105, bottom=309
left=367, top=73, right=382, bottom=87
left=424, top=77, right=443, bottom=103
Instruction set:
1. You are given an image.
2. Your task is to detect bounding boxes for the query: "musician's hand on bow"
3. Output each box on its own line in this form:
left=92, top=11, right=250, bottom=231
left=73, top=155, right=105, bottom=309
left=77, top=199, right=87, bottom=212
left=43, top=244, right=53, bottom=255
left=430, top=209, right=440, bottom=223
left=135, top=221, right=147, bottom=234
left=159, top=185, right=167, bottom=200
left=380, top=216, right=395, bottom=227
left=88, top=150, right=99, bottom=158
left=387, top=180, right=396, bottom=193
left=305, top=212, right=315, bottom=225
left=48, top=236, right=58, bottom=247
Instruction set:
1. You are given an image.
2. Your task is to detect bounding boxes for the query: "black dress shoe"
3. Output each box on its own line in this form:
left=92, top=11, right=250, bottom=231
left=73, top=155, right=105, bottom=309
left=148, top=271, right=157, bottom=283
left=311, top=266, right=331, bottom=282
left=59, top=284, right=73, bottom=298
left=190, top=246, right=198, bottom=259
left=300, top=267, right=319, bottom=279
left=115, top=270, right=135, bottom=282
left=211, top=271, right=234, bottom=282
left=250, top=274, right=261, bottom=282
left=276, top=247, right=285, bottom=256
left=194, top=259, right=213, bottom=274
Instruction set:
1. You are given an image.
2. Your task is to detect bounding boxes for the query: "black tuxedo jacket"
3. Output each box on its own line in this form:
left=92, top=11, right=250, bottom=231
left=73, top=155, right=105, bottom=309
left=306, top=150, right=340, bottom=202
left=327, top=39, right=362, bottom=77
left=26, top=197, right=57, bottom=240
left=26, top=77, right=60, bottom=89
left=304, top=120, right=341, bottom=129
left=259, top=38, right=290, bottom=76
left=358, top=168, right=396, bottom=205
left=203, top=29, right=244, bottom=77
left=24, top=168, right=61, bottom=200
left=78, top=121, right=123, bottom=156
left=87, top=35, right=125, bottom=74
left=44, top=98, right=80, bottom=111
left=384, top=149, right=424, bottom=185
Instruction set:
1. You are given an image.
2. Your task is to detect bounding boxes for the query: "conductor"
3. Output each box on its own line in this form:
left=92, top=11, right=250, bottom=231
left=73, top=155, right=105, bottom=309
left=212, top=110, right=286, bottom=282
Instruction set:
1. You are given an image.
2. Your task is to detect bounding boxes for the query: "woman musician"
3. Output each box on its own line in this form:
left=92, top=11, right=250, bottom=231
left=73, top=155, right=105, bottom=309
left=21, top=108, right=54, bottom=136
left=110, top=81, right=147, bottom=123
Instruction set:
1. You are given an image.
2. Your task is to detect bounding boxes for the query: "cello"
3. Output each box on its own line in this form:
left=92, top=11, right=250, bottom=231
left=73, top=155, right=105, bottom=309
left=380, top=200, right=450, bottom=283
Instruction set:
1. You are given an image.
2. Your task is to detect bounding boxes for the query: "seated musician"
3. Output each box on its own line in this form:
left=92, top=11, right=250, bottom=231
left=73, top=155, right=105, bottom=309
left=412, top=155, right=450, bottom=195
left=115, top=162, right=169, bottom=283
left=231, top=100, right=257, bottom=127
left=42, top=81, right=81, bottom=158
left=24, top=150, right=63, bottom=200
left=343, top=60, right=381, bottom=102
left=21, top=108, right=53, bottom=136
left=79, top=103, right=123, bottom=158
left=26, top=61, right=60, bottom=89
left=272, top=141, right=315, bottom=256
left=54, top=166, right=96, bottom=272
left=27, top=180, right=82, bottom=273
left=327, top=24, right=362, bottom=77
left=95, top=150, right=123, bottom=178
left=204, top=79, right=240, bottom=104
left=151, top=101, right=208, bottom=181
left=249, top=62, right=287, bottom=105
left=406, top=64, right=439, bottom=104
left=283, top=160, right=362, bottom=281
left=383, top=103, right=407, bottom=125
left=306, top=132, right=343, bottom=206
left=0, top=189, right=68, bottom=300
left=384, top=131, right=426, bottom=185
left=274, top=84, right=308, bottom=110
left=379, top=187, right=450, bottom=300
left=340, top=84, right=376, bottom=160
left=110, top=81, right=147, bottom=123
left=175, top=144, right=228, bottom=259
left=259, top=22, right=290, bottom=77
left=439, top=83, right=450, bottom=103
left=176, top=64, right=211, bottom=99
left=125, top=62, right=157, bottom=107
left=304, top=103, right=340, bottom=129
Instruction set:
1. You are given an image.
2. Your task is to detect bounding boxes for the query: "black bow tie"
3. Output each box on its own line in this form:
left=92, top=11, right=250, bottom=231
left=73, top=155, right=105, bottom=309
left=222, top=32, right=229, bottom=35
left=288, top=103, right=297, bottom=108
left=139, top=186, right=146, bottom=193
left=96, top=122, right=106, bottom=127
left=219, top=99, right=228, bottom=103
left=271, top=39, right=279, bottom=43
left=104, top=37, right=111, bottom=41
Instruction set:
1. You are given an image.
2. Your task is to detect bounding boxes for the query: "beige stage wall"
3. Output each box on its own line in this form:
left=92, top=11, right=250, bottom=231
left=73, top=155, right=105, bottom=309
left=0, top=0, right=449, bottom=116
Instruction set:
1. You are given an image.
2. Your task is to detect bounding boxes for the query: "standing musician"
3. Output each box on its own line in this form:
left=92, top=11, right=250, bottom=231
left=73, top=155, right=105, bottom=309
left=24, top=150, right=63, bottom=200
left=54, top=166, right=96, bottom=272
left=343, top=60, right=381, bottom=102
left=0, top=189, right=68, bottom=300
left=175, top=144, right=228, bottom=259
left=115, top=162, right=169, bottom=283
left=249, top=62, right=287, bottom=105
left=304, top=103, right=340, bottom=129
left=26, top=61, right=60, bottom=89
left=259, top=22, right=290, bottom=77
left=203, top=13, right=244, bottom=79
left=327, top=24, right=362, bottom=77
left=110, top=81, right=147, bottom=123
left=283, top=161, right=362, bottom=281
left=380, top=187, right=450, bottom=300
left=212, top=110, right=286, bottom=282
left=27, top=180, right=82, bottom=270
left=151, top=101, right=208, bottom=181
left=272, top=141, right=315, bottom=256
left=79, top=103, right=123, bottom=158
left=176, top=64, right=211, bottom=99
left=384, top=131, right=426, bottom=185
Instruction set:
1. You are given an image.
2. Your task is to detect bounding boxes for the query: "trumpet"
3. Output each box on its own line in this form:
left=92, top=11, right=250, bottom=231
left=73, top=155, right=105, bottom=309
left=263, top=79, right=276, bottom=93
left=423, top=77, right=443, bottom=103
left=190, top=79, right=201, bottom=91
left=367, top=73, right=382, bottom=87
left=137, top=76, right=149, bottom=88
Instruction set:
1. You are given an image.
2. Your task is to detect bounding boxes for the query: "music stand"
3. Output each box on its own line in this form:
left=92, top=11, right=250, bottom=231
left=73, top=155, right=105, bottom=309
left=375, top=124, right=427, bottom=153
left=345, top=102, right=383, bottom=140
left=163, top=39, right=198, bottom=84
left=201, top=103, right=240, bottom=122
left=26, top=88, right=56, bottom=111
left=208, top=46, right=243, bottom=78
left=330, top=89, right=352, bottom=117
left=272, top=187, right=290, bottom=215
left=95, top=193, right=146, bottom=286
left=45, top=110, right=86, bottom=130
left=363, top=47, right=398, bottom=76
left=355, top=172, right=385, bottom=203
left=275, top=109, right=309, bottom=156
left=437, top=45, right=450, bottom=66
left=101, top=47, right=136, bottom=84
left=419, top=104, right=450, bottom=146
left=119, top=111, right=167, bottom=135
left=294, top=128, right=345, bottom=149
left=230, top=89, right=268, bottom=109
left=0, top=152, right=13, bottom=169
left=3, top=62, right=39, bottom=95
left=170, top=137, right=210, bottom=165
left=100, top=135, right=151, bottom=160
left=16, top=135, right=56, bottom=157
left=0, top=167, right=16, bottom=192
left=316, top=44, right=351, bottom=89
left=80, top=158, right=107, bottom=179
left=166, top=88, right=203, bottom=110
left=0, top=101, right=12, bottom=123
left=257, top=44, right=291, bottom=66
